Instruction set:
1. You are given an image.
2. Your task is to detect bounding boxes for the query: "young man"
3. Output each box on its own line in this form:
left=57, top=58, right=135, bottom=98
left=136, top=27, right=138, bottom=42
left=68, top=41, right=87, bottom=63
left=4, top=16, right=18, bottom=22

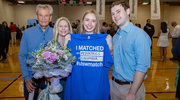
left=144, top=19, right=155, bottom=41
left=110, top=1, right=151, bottom=100
left=18, top=4, right=53, bottom=100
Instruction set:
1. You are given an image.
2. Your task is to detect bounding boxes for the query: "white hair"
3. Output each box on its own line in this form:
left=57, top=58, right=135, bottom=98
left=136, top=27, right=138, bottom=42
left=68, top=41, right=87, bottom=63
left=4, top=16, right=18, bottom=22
left=36, top=4, right=53, bottom=15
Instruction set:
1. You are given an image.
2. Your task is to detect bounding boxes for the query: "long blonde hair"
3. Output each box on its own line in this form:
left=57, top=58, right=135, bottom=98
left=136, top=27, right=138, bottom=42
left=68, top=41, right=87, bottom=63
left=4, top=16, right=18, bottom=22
left=80, top=10, right=100, bottom=34
left=52, top=17, right=73, bottom=41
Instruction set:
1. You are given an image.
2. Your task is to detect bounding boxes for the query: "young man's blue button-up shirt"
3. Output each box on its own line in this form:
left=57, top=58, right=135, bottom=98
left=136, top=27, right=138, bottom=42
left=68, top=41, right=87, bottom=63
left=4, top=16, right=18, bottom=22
left=112, top=22, right=151, bottom=82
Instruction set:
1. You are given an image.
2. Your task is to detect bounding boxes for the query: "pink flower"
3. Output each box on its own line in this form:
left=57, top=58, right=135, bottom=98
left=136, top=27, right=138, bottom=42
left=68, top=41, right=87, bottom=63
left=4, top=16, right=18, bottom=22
left=50, top=53, right=57, bottom=62
left=45, top=46, right=50, bottom=50
left=58, top=50, right=64, bottom=56
left=42, top=52, right=50, bottom=60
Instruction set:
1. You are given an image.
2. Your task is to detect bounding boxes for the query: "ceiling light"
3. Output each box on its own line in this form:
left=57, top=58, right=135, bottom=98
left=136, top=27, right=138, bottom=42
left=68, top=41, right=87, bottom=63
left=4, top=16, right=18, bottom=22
left=142, top=2, right=149, bottom=5
left=69, top=1, right=73, bottom=4
left=86, top=2, right=92, bottom=5
left=18, top=1, right=25, bottom=3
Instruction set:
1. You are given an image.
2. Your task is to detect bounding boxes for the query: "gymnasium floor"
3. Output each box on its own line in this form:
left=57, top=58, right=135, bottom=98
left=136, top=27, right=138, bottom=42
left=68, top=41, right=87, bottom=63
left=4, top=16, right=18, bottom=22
left=0, top=38, right=179, bottom=100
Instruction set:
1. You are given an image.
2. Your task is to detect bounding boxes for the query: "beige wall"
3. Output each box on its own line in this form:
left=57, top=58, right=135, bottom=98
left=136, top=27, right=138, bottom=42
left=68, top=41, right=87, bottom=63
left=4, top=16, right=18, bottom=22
left=14, top=5, right=59, bottom=27
left=0, top=0, right=15, bottom=25
left=1, top=0, right=180, bottom=36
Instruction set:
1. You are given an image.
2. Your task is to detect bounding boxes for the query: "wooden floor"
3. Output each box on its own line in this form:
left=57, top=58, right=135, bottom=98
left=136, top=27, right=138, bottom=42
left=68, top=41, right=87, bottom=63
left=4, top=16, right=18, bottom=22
left=0, top=38, right=179, bottom=100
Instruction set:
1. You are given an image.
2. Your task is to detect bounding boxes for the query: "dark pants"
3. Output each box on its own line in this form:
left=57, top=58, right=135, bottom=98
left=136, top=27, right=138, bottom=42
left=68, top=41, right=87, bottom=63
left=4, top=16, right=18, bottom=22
left=57, top=78, right=67, bottom=100
left=5, top=38, right=10, bottom=54
left=172, top=38, right=178, bottom=59
left=176, top=63, right=180, bottom=100
left=24, top=78, right=46, bottom=100
left=172, top=38, right=178, bottom=47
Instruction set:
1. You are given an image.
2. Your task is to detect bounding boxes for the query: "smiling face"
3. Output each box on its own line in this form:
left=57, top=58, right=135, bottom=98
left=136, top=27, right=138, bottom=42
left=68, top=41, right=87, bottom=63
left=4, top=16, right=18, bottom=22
left=36, top=8, right=52, bottom=31
left=111, top=4, right=130, bottom=29
left=83, top=13, right=97, bottom=34
left=58, top=20, right=70, bottom=37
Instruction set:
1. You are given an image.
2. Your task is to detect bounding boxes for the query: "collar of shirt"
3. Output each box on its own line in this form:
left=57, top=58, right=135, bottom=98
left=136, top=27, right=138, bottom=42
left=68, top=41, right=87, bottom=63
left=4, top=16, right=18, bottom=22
left=37, top=24, right=51, bottom=33
left=117, top=22, right=133, bottom=35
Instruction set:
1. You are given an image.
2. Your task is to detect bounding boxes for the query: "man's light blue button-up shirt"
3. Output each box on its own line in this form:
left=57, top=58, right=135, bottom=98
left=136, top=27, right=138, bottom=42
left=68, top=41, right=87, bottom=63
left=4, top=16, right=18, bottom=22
left=112, top=22, right=151, bottom=82
left=18, top=24, right=53, bottom=82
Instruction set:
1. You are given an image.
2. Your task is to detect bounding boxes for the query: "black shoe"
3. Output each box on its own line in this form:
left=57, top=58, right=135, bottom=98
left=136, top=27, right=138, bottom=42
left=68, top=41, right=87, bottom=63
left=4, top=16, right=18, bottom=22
left=169, top=57, right=178, bottom=61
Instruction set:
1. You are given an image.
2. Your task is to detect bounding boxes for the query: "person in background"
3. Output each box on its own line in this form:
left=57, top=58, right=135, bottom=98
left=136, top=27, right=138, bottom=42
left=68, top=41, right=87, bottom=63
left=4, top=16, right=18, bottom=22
left=171, top=36, right=180, bottom=99
left=107, top=22, right=116, bottom=37
left=100, top=22, right=109, bottom=34
left=110, top=1, right=151, bottom=100
left=0, top=24, right=6, bottom=61
left=9, top=22, right=17, bottom=44
left=75, top=19, right=80, bottom=34
left=2, top=21, right=11, bottom=57
left=170, top=21, right=180, bottom=61
left=49, top=21, right=54, bottom=28
left=19, top=26, right=25, bottom=39
left=21, top=26, right=25, bottom=34
left=72, top=23, right=76, bottom=28
left=26, top=25, right=30, bottom=29
left=135, top=23, right=141, bottom=28
left=144, top=19, right=155, bottom=40
left=65, top=10, right=113, bottom=100
left=33, top=23, right=36, bottom=26
left=18, top=4, right=53, bottom=100
left=157, top=22, right=170, bottom=62
left=72, top=22, right=76, bottom=33
left=144, top=19, right=155, bottom=52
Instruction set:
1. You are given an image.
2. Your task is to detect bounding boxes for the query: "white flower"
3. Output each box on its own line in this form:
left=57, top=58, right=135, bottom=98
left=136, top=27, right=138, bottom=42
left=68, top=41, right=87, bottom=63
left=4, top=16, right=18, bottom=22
left=63, top=55, right=68, bottom=61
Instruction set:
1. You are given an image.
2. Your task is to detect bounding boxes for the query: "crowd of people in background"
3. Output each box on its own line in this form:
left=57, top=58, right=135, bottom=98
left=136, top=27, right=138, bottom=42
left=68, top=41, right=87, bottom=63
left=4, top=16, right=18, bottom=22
left=0, top=21, right=39, bottom=62
left=0, top=19, right=180, bottom=63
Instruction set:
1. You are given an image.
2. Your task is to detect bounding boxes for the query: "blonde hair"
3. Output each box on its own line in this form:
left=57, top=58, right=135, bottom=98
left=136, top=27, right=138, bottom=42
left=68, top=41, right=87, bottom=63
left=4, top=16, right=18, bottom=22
left=52, top=17, right=73, bottom=41
left=80, top=10, right=100, bottom=34
left=36, top=4, right=53, bottom=15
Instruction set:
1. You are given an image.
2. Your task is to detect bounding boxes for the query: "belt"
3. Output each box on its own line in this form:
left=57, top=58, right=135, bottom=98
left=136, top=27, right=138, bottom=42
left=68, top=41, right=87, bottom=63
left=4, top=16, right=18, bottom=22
left=112, top=77, right=133, bottom=85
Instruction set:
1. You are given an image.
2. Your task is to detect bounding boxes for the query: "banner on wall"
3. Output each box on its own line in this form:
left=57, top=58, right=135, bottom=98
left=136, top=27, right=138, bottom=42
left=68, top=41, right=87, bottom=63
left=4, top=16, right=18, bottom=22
left=151, top=0, right=161, bottom=20
left=96, top=0, right=105, bottom=20
left=129, top=0, right=138, bottom=20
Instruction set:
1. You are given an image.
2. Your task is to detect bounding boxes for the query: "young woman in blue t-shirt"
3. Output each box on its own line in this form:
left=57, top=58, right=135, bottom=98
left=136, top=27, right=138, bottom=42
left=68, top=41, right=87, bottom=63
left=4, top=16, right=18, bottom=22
left=64, top=10, right=113, bottom=100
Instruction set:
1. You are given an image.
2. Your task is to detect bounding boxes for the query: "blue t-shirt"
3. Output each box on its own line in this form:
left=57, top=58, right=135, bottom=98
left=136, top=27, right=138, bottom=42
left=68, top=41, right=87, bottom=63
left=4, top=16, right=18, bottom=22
left=65, top=34, right=113, bottom=100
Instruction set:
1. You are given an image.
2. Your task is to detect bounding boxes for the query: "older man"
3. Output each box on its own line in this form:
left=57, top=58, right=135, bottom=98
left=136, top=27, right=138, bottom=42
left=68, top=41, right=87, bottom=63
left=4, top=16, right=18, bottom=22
left=170, top=21, right=180, bottom=61
left=18, top=4, right=53, bottom=100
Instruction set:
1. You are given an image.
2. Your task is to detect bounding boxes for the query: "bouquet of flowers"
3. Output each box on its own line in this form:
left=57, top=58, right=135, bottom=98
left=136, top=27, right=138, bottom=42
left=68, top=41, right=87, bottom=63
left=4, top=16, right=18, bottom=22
left=27, top=40, right=75, bottom=99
